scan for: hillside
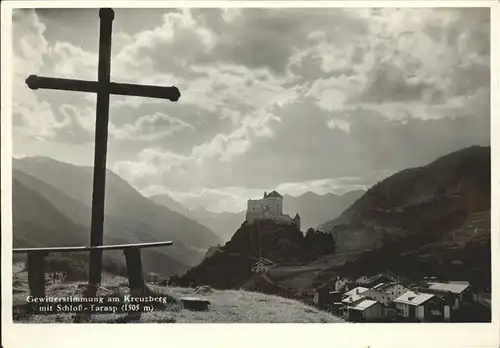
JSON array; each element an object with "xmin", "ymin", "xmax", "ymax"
[
  {"xmin": 311, "ymin": 146, "xmax": 491, "ymax": 289},
  {"xmin": 320, "ymin": 146, "xmax": 490, "ymax": 254},
  {"xmin": 149, "ymin": 193, "xmax": 191, "ymax": 216},
  {"xmin": 13, "ymin": 171, "xmax": 188, "ymax": 276},
  {"xmin": 176, "ymin": 220, "xmax": 335, "ymax": 290},
  {"xmin": 13, "ymin": 178, "xmax": 88, "ymax": 248},
  {"xmin": 283, "ymin": 190, "xmax": 365, "ymax": 230},
  {"xmin": 12, "ymin": 271, "xmax": 344, "ymax": 323},
  {"xmin": 13, "ymin": 157, "xmax": 224, "ymax": 268}
]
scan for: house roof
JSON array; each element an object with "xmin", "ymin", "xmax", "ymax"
[
  {"xmin": 373, "ymin": 282, "xmax": 407, "ymax": 293},
  {"xmin": 341, "ymin": 293, "xmax": 366, "ymax": 304},
  {"xmin": 267, "ymin": 190, "xmax": 283, "ymax": 198},
  {"xmin": 344, "ymin": 286, "xmax": 369, "ymax": 297},
  {"xmin": 394, "ymin": 291, "xmax": 435, "ymax": 306},
  {"xmin": 427, "ymin": 282, "xmax": 470, "ymax": 294},
  {"xmin": 349, "ymin": 299, "xmax": 379, "ymax": 311}
]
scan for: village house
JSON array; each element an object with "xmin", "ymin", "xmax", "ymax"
[
  {"xmin": 246, "ymin": 190, "xmax": 300, "ymax": 229},
  {"xmin": 341, "ymin": 287, "xmax": 369, "ymax": 319},
  {"xmin": 363, "ymin": 285, "xmax": 392, "ymax": 306},
  {"xmin": 341, "ymin": 294, "xmax": 362, "ymax": 319},
  {"xmin": 364, "ymin": 282, "xmax": 412, "ymax": 305},
  {"xmin": 343, "ymin": 286, "xmax": 369, "ymax": 298},
  {"xmin": 394, "ymin": 290, "xmax": 443, "ymax": 322},
  {"xmin": 424, "ymin": 281, "xmax": 474, "ymax": 310},
  {"xmin": 343, "ymin": 298, "xmax": 386, "ymax": 322},
  {"xmin": 341, "ymin": 293, "xmax": 367, "ymax": 308}
]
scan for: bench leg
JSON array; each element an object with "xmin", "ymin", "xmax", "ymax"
[
  {"xmin": 123, "ymin": 248, "xmax": 145, "ymax": 320},
  {"xmin": 27, "ymin": 251, "xmax": 47, "ymax": 298},
  {"xmin": 124, "ymin": 247, "xmax": 145, "ymax": 293}
]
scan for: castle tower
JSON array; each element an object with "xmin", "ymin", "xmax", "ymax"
[
  {"xmin": 293, "ymin": 213, "xmax": 301, "ymax": 230},
  {"xmin": 265, "ymin": 190, "xmax": 283, "ymax": 215}
]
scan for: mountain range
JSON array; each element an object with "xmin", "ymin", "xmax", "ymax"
[
  {"xmin": 12, "ymin": 157, "xmax": 224, "ymax": 276},
  {"xmin": 149, "ymin": 190, "xmax": 364, "ymax": 242}
]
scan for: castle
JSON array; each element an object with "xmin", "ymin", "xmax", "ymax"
[{"xmin": 245, "ymin": 190, "xmax": 301, "ymax": 229}]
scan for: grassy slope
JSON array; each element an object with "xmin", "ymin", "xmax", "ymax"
[{"xmin": 12, "ymin": 271, "xmax": 344, "ymax": 323}]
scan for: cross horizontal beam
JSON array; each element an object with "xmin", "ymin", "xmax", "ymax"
[
  {"xmin": 26, "ymin": 75, "xmax": 181, "ymax": 102},
  {"xmin": 13, "ymin": 241, "xmax": 173, "ymax": 253}
]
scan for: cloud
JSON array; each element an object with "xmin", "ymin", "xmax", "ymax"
[
  {"xmin": 12, "ymin": 10, "xmax": 98, "ymax": 144},
  {"xmin": 145, "ymin": 186, "xmax": 262, "ymax": 213},
  {"xmin": 112, "ymin": 9, "xmax": 216, "ymax": 82},
  {"xmin": 282, "ymin": 8, "xmax": 489, "ymax": 110},
  {"xmin": 12, "ymin": 10, "xmax": 58, "ymax": 140},
  {"xmin": 349, "ymin": 8, "xmax": 490, "ymax": 105},
  {"xmin": 52, "ymin": 105, "xmax": 95, "ymax": 144},
  {"xmin": 111, "ymin": 112, "xmax": 195, "ymax": 141},
  {"xmin": 12, "ymin": 9, "xmax": 48, "ymax": 75},
  {"xmin": 190, "ymin": 108, "xmax": 279, "ymax": 162},
  {"xmin": 192, "ymin": 8, "xmax": 370, "ymax": 74},
  {"xmin": 46, "ymin": 41, "xmax": 97, "ymax": 80}
]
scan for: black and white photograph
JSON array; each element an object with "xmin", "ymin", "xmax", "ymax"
[{"xmin": 1, "ymin": 1, "xmax": 497, "ymax": 337}]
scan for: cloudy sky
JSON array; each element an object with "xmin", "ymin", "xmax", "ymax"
[{"xmin": 11, "ymin": 7, "xmax": 490, "ymax": 213}]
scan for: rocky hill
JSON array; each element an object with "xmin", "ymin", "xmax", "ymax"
[{"xmin": 176, "ymin": 220, "xmax": 335, "ymax": 289}]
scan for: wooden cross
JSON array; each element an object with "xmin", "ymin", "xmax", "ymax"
[{"xmin": 25, "ymin": 8, "xmax": 181, "ymax": 291}]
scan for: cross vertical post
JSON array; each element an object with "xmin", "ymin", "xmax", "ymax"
[{"xmin": 88, "ymin": 8, "xmax": 114, "ymax": 289}]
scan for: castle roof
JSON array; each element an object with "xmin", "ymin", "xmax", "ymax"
[{"xmin": 267, "ymin": 190, "xmax": 282, "ymax": 198}]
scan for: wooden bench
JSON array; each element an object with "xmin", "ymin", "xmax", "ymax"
[{"xmin": 13, "ymin": 241, "xmax": 173, "ymax": 298}]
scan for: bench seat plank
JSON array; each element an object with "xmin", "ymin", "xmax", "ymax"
[{"xmin": 13, "ymin": 241, "xmax": 173, "ymax": 253}]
